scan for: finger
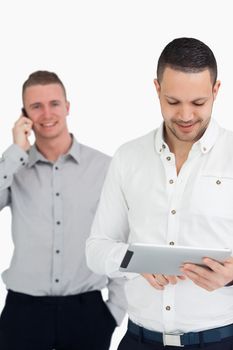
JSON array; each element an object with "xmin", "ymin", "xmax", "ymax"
[
  {"xmin": 182, "ymin": 263, "xmax": 212, "ymax": 279},
  {"xmin": 181, "ymin": 268, "xmax": 216, "ymax": 291},
  {"xmin": 181, "ymin": 260, "xmax": 233, "ymax": 291},
  {"xmin": 187, "ymin": 275, "xmax": 214, "ymax": 291},
  {"xmin": 15, "ymin": 116, "xmax": 29, "ymax": 125},
  {"xmin": 225, "ymin": 256, "xmax": 233, "ymax": 264},
  {"xmin": 181, "ymin": 265, "xmax": 221, "ymax": 290},
  {"xmin": 150, "ymin": 279, "xmax": 165, "ymax": 290},
  {"xmin": 142, "ymin": 274, "xmax": 165, "ymax": 290},
  {"xmin": 15, "ymin": 116, "xmax": 33, "ymax": 127},
  {"xmin": 203, "ymin": 258, "xmax": 225, "ymax": 273},
  {"xmin": 166, "ymin": 275, "xmax": 178, "ymax": 285},
  {"xmin": 23, "ymin": 119, "xmax": 33, "ymax": 128},
  {"xmin": 23, "ymin": 124, "xmax": 32, "ymax": 133},
  {"xmin": 155, "ymin": 274, "xmax": 170, "ymax": 286},
  {"xmin": 24, "ymin": 129, "xmax": 32, "ymax": 136},
  {"xmin": 205, "ymin": 258, "xmax": 233, "ymax": 285},
  {"xmin": 181, "ymin": 267, "xmax": 206, "ymax": 285},
  {"xmin": 177, "ymin": 275, "xmax": 186, "ymax": 280}
]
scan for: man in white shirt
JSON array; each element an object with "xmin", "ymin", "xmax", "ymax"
[{"xmin": 86, "ymin": 37, "xmax": 233, "ymax": 349}]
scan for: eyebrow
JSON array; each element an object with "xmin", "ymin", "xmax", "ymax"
[
  {"xmin": 165, "ymin": 95, "xmax": 209, "ymax": 103},
  {"xmin": 29, "ymin": 100, "xmax": 61, "ymax": 108},
  {"xmin": 29, "ymin": 102, "xmax": 41, "ymax": 108}
]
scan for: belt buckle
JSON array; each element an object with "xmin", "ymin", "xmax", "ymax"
[{"xmin": 163, "ymin": 333, "xmax": 184, "ymax": 347}]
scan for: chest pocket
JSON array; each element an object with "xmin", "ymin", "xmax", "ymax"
[{"xmin": 191, "ymin": 175, "xmax": 233, "ymax": 219}]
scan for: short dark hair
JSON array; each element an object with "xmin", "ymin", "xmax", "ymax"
[
  {"xmin": 22, "ymin": 70, "xmax": 67, "ymax": 100},
  {"xmin": 156, "ymin": 37, "xmax": 217, "ymax": 85}
]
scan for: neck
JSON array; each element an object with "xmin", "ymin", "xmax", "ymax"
[
  {"xmin": 164, "ymin": 126, "xmax": 193, "ymax": 159},
  {"xmin": 165, "ymin": 130, "xmax": 194, "ymax": 175},
  {"xmin": 167, "ymin": 138, "xmax": 193, "ymax": 159},
  {"xmin": 35, "ymin": 133, "xmax": 72, "ymax": 162}
]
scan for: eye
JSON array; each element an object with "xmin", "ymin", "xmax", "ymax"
[
  {"xmin": 32, "ymin": 104, "xmax": 40, "ymax": 109},
  {"xmin": 193, "ymin": 102, "xmax": 205, "ymax": 106},
  {"xmin": 51, "ymin": 101, "xmax": 60, "ymax": 106},
  {"xmin": 167, "ymin": 101, "xmax": 179, "ymax": 105}
]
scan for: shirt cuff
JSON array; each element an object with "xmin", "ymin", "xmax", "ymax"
[{"xmin": 2, "ymin": 144, "xmax": 29, "ymax": 171}]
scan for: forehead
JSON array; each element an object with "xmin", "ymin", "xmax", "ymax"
[
  {"xmin": 160, "ymin": 67, "xmax": 213, "ymax": 96},
  {"xmin": 24, "ymin": 83, "xmax": 65, "ymax": 103}
]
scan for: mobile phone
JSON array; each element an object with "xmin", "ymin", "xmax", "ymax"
[{"xmin": 21, "ymin": 107, "xmax": 29, "ymax": 118}]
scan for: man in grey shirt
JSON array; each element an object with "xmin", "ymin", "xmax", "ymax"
[{"xmin": 0, "ymin": 71, "xmax": 126, "ymax": 350}]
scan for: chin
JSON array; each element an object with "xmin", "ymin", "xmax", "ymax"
[{"xmin": 175, "ymin": 132, "xmax": 198, "ymax": 143}]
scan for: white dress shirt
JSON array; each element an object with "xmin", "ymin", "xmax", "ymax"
[{"xmin": 86, "ymin": 119, "xmax": 233, "ymax": 333}]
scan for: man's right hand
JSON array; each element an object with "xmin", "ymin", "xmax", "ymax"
[
  {"xmin": 13, "ymin": 116, "xmax": 33, "ymax": 151},
  {"xmin": 142, "ymin": 273, "xmax": 186, "ymax": 290}
]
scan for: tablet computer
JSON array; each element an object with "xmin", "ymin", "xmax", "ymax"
[{"xmin": 119, "ymin": 243, "xmax": 232, "ymax": 275}]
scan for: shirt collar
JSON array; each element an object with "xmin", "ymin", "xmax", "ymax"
[
  {"xmin": 154, "ymin": 122, "xmax": 166, "ymax": 154},
  {"xmin": 154, "ymin": 118, "xmax": 220, "ymax": 155},
  {"xmin": 28, "ymin": 134, "xmax": 81, "ymax": 167},
  {"xmin": 68, "ymin": 136, "xmax": 81, "ymax": 163},
  {"xmin": 197, "ymin": 118, "xmax": 220, "ymax": 154}
]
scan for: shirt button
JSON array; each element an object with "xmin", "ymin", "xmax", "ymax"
[
  {"xmin": 56, "ymin": 192, "xmax": 60, "ymax": 196},
  {"xmin": 169, "ymin": 179, "xmax": 174, "ymax": 184},
  {"xmin": 56, "ymin": 250, "xmax": 60, "ymax": 254},
  {"xmin": 56, "ymin": 221, "xmax": 61, "ymax": 225},
  {"xmin": 162, "ymin": 144, "xmax": 166, "ymax": 149},
  {"xmin": 166, "ymin": 156, "xmax": 171, "ymax": 161},
  {"xmin": 166, "ymin": 306, "xmax": 171, "ymax": 311},
  {"xmin": 55, "ymin": 166, "xmax": 59, "ymax": 170},
  {"xmin": 203, "ymin": 147, "xmax": 207, "ymax": 152},
  {"xmin": 3, "ymin": 175, "xmax": 7, "ymax": 179},
  {"xmin": 216, "ymin": 180, "xmax": 221, "ymax": 185},
  {"xmin": 55, "ymin": 279, "xmax": 59, "ymax": 283},
  {"xmin": 171, "ymin": 210, "xmax": 176, "ymax": 215},
  {"xmin": 20, "ymin": 157, "xmax": 24, "ymax": 162},
  {"xmin": 169, "ymin": 241, "xmax": 175, "ymax": 246}
]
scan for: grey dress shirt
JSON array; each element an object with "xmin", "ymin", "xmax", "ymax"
[{"xmin": 0, "ymin": 137, "xmax": 126, "ymax": 325}]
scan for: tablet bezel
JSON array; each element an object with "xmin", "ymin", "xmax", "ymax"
[{"xmin": 119, "ymin": 243, "xmax": 232, "ymax": 275}]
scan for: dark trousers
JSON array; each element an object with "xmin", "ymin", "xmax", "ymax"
[
  {"xmin": 0, "ymin": 290, "xmax": 116, "ymax": 350},
  {"xmin": 118, "ymin": 330, "xmax": 233, "ymax": 350}
]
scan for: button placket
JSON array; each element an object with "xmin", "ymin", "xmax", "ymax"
[
  {"xmin": 162, "ymin": 285, "xmax": 176, "ymax": 332},
  {"xmin": 162, "ymin": 152, "xmax": 179, "ymax": 247},
  {"xmin": 52, "ymin": 163, "xmax": 63, "ymax": 293},
  {"xmin": 161, "ymin": 149, "xmax": 203, "ymax": 332},
  {"xmin": 163, "ymin": 153, "xmax": 177, "ymax": 198},
  {"xmin": 166, "ymin": 152, "xmax": 202, "ymax": 249},
  {"xmin": 166, "ymin": 174, "xmax": 184, "ymax": 246}
]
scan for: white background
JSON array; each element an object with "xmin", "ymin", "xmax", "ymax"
[{"xmin": 0, "ymin": 1, "xmax": 233, "ymax": 349}]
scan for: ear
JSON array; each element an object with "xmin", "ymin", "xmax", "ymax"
[
  {"xmin": 154, "ymin": 79, "xmax": 161, "ymax": 97},
  {"xmin": 213, "ymin": 80, "xmax": 221, "ymax": 100},
  {"xmin": 66, "ymin": 101, "xmax": 70, "ymax": 115}
]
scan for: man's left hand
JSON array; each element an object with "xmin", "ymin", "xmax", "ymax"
[{"xmin": 181, "ymin": 257, "xmax": 233, "ymax": 291}]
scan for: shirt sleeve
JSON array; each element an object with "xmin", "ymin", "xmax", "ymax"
[
  {"xmin": 0, "ymin": 144, "xmax": 28, "ymax": 210},
  {"xmin": 86, "ymin": 149, "xmax": 130, "ymax": 278}
]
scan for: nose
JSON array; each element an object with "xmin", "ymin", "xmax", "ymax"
[
  {"xmin": 42, "ymin": 106, "xmax": 51, "ymax": 119},
  {"xmin": 177, "ymin": 105, "xmax": 194, "ymax": 122}
]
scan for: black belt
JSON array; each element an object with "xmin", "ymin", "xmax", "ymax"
[{"xmin": 128, "ymin": 319, "xmax": 233, "ymax": 347}]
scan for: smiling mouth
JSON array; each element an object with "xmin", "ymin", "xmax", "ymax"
[
  {"xmin": 40, "ymin": 122, "xmax": 57, "ymax": 128},
  {"xmin": 175, "ymin": 123, "xmax": 198, "ymax": 133},
  {"xmin": 178, "ymin": 124, "xmax": 195, "ymax": 128}
]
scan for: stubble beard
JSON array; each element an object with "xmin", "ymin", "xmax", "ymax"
[{"xmin": 166, "ymin": 117, "xmax": 211, "ymax": 143}]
